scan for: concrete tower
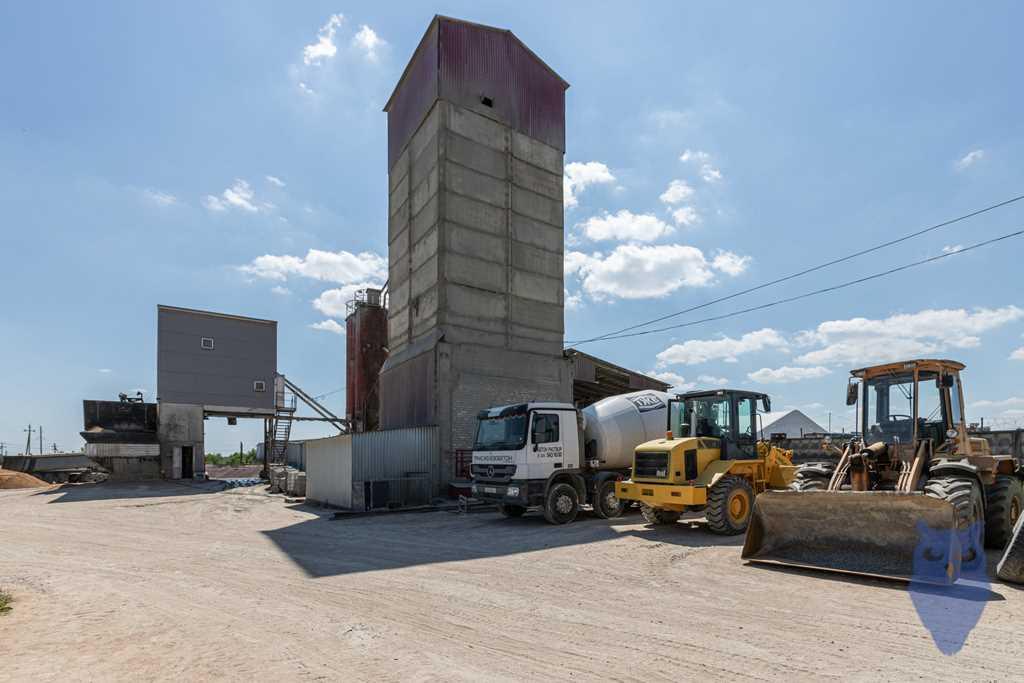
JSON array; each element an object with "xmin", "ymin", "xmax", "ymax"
[{"xmin": 379, "ymin": 16, "xmax": 572, "ymax": 482}]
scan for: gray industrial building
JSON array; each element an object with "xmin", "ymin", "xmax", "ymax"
[{"xmin": 379, "ymin": 16, "xmax": 573, "ymax": 485}]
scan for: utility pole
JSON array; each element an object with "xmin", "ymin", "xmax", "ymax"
[
  {"xmin": 24, "ymin": 424, "xmax": 34, "ymax": 456},
  {"xmin": 828, "ymin": 411, "xmax": 832, "ymax": 433},
  {"xmin": 38, "ymin": 426, "xmax": 43, "ymax": 455}
]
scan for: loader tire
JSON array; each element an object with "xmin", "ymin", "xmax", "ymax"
[
  {"xmin": 706, "ymin": 475, "xmax": 755, "ymax": 535},
  {"xmin": 997, "ymin": 510, "xmax": 1024, "ymax": 584},
  {"xmin": 924, "ymin": 475, "xmax": 985, "ymax": 562},
  {"xmin": 593, "ymin": 480, "xmax": 625, "ymax": 519},
  {"xmin": 497, "ymin": 503, "xmax": 526, "ymax": 518},
  {"xmin": 543, "ymin": 483, "xmax": 579, "ymax": 525},
  {"xmin": 985, "ymin": 476, "xmax": 1023, "ymax": 548},
  {"xmin": 789, "ymin": 462, "xmax": 835, "ymax": 492},
  {"xmin": 640, "ymin": 504, "xmax": 680, "ymax": 526}
]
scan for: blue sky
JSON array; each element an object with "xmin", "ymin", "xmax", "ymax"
[{"xmin": 2, "ymin": 2, "xmax": 1023, "ymax": 456}]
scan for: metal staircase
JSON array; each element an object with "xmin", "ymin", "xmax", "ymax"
[{"xmin": 266, "ymin": 375, "xmax": 347, "ymax": 466}]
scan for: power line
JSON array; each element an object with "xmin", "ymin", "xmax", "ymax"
[
  {"xmin": 566, "ymin": 192, "xmax": 1024, "ymax": 346},
  {"xmin": 570, "ymin": 228, "xmax": 1024, "ymax": 344},
  {"xmin": 314, "ymin": 386, "xmax": 345, "ymax": 400}
]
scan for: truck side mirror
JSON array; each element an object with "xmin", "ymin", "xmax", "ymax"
[
  {"xmin": 761, "ymin": 397, "xmax": 771, "ymax": 412},
  {"xmin": 941, "ymin": 375, "xmax": 955, "ymax": 388},
  {"xmin": 846, "ymin": 383, "xmax": 858, "ymax": 406}
]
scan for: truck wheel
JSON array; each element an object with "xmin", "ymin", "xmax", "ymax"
[
  {"xmin": 706, "ymin": 475, "xmax": 754, "ymax": 535},
  {"xmin": 497, "ymin": 503, "xmax": 526, "ymax": 518},
  {"xmin": 789, "ymin": 462, "xmax": 835, "ymax": 492},
  {"xmin": 543, "ymin": 483, "xmax": 579, "ymax": 525},
  {"xmin": 925, "ymin": 475, "xmax": 985, "ymax": 562},
  {"xmin": 593, "ymin": 480, "xmax": 625, "ymax": 519},
  {"xmin": 640, "ymin": 504, "xmax": 680, "ymax": 525},
  {"xmin": 985, "ymin": 475, "xmax": 1023, "ymax": 548}
]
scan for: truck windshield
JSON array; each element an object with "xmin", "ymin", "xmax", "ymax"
[
  {"xmin": 474, "ymin": 414, "xmax": 527, "ymax": 451},
  {"xmin": 864, "ymin": 370, "xmax": 946, "ymax": 445},
  {"xmin": 670, "ymin": 396, "xmax": 731, "ymax": 438}
]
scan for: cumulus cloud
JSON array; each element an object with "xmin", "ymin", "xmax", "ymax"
[
  {"xmin": 270, "ymin": 286, "xmax": 291, "ymax": 296},
  {"xmin": 1012, "ymin": 347, "xmax": 1024, "ymax": 361},
  {"xmin": 680, "ymin": 149, "xmax": 722, "ymax": 183},
  {"xmin": 352, "ymin": 24, "xmax": 385, "ymax": 62},
  {"xmin": 143, "ymin": 189, "xmax": 177, "ymax": 206},
  {"xmin": 671, "ymin": 206, "xmax": 700, "ymax": 227},
  {"xmin": 659, "ymin": 179, "xmax": 695, "ymax": 205},
  {"xmin": 239, "ymin": 248, "xmax": 386, "ymax": 284},
  {"xmin": 748, "ymin": 366, "xmax": 831, "ymax": 383},
  {"xmin": 312, "ymin": 282, "xmax": 383, "ymax": 317},
  {"xmin": 564, "ymin": 161, "xmax": 615, "ymax": 209},
  {"xmin": 793, "ymin": 306, "xmax": 1024, "ymax": 366},
  {"xmin": 578, "ymin": 210, "xmax": 673, "ymax": 242},
  {"xmin": 955, "ymin": 149, "xmax": 985, "ymax": 171},
  {"xmin": 203, "ymin": 179, "xmax": 269, "ymax": 213},
  {"xmin": 310, "ymin": 319, "xmax": 345, "ymax": 335},
  {"xmin": 971, "ymin": 397, "xmax": 1024, "ymax": 410},
  {"xmin": 564, "ymin": 289, "xmax": 583, "ymax": 310},
  {"xmin": 568, "ymin": 244, "xmax": 723, "ymax": 299},
  {"xmin": 647, "ymin": 370, "xmax": 696, "ymax": 392},
  {"xmin": 265, "ymin": 175, "xmax": 286, "ymax": 188},
  {"xmin": 298, "ymin": 81, "xmax": 316, "ymax": 96},
  {"xmin": 657, "ymin": 328, "xmax": 788, "ymax": 365},
  {"xmin": 303, "ymin": 14, "xmax": 344, "ymax": 65},
  {"xmin": 942, "ymin": 244, "xmax": 963, "ymax": 254},
  {"xmin": 711, "ymin": 250, "xmax": 751, "ymax": 276}
]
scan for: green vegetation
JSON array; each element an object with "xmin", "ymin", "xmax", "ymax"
[
  {"xmin": 0, "ymin": 589, "xmax": 12, "ymax": 615},
  {"xmin": 205, "ymin": 448, "xmax": 259, "ymax": 467}
]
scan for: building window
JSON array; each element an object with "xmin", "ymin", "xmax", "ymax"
[
  {"xmin": 253, "ymin": 380, "xmax": 267, "ymax": 393},
  {"xmin": 200, "ymin": 337, "xmax": 215, "ymax": 350}
]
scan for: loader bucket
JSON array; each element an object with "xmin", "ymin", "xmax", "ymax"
[{"xmin": 742, "ymin": 491, "xmax": 962, "ymax": 585}]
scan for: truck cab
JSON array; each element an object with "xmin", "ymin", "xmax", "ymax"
[{"xmin": 470, "ymin": 402, "xmax": 581, "ymax": 515}]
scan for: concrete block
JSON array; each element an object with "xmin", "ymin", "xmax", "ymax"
[
  {"xmin": 411, "ymin": 226, "xmax": 437, "ymax": 272},
  {"xmin": 446, "ymin": 223, "xmax": 506, "ymax": 265},
  {"xmin": 388, "ymin": 146, "xmax": 409, "ymax": 191},
  {"xmin": 409, "ymin": 101, "xmax": 442, "ymax": 162},
  {"xmin": 445, "ymin": 252, "xmax": 507, "ymax": 293},
  {"xmin": 390, "ymin": 279, "xmax": 410, "ymax": 312},
  {"xmin": 410, "ymin": 165, "xmax": 439, "ymax": 217},
  {"xmin": 389, "ymin": 226, "xmax": 409, "ymax": 268},
  {"xmin": 451, "ymin": 344, "xmax": 566, "ymax": 382},
  {"xmin": 510, "ymin": 296, "xmax": 563, "ymax": 333},
  {"xmin": 411, "ymin": 312, "xmax": 439, "ymax": 340},
  {"xmin": 446, "ymin": 161, "xmax": 507, "ymax": 208},
  {"xmin": 511, "ymin": 335, "xmax": 563, "ymax": 355},
  {"xmin": 510, "ymin": 324, "xmax": 563, "ymax": 342},
  {"xmin": 512, "ymin": 186, "xmax": 562, "ymax": 227},
  {"xmin": 389, "ymin": 174, "xmax": 409, "ymax": 217},
  {"xmin": 411, "ymin": 284, "xmax": 438, "ymax": 324},
  {"xmin": 513, "ymin": 157, "xmax": 561, "ymax": 201},
  {"xmin": 411, "ymin": 194, "xmax": 439, "ymax": 245},
  {"xmin": 443, "ymin": 324, "xmax": 508, "ymax": 348},
  {"xmin": 511, "ymin": 269, "xmax": 561, "ymax": 305},
  {"xmin": 512, "ymin": 130, "xmax": 563, "ymax": 176},
  {"xmin": 511, "ymin": 241, "xmax": 562, "ymax": 279},
  {"xmin": 411, "ymin": 255, "xmax": 438, "ymax": 299},
  {"xmin": 447, "ymin": 103, "xmax": 507, "ymax": 152},
  {"xmin": 389, "ymin": 306, "xmax": 409, "ymax": 342},
  {"xmin": 447, "ymin": 131, "xmax": 507, "ymax": 180},
  {"xmin": 511, "ymin": 213, "xmax": 563, "ymax": 253},
  {"xmin": 445, "ymin": 193, "xmax": 507, "ymax": 237},
  {"xmin": 445, "ymin": 282, "xmax": 507, "ymax": 320},
  {"xmin": 410, "ymin": 132, "xmax": 439, "ymax": 190},
  {"xmin": 388, "ymin": 198, "xmax": 409, "ymax": 242}
]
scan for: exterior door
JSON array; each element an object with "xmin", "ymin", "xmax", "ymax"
[
  {"xmin": 732, "ymin": 397, "xmax": 758, "ymax": 459},
  {"xmin": 528, "ymin": 411, "xmax": 565, "ymax": 479}
]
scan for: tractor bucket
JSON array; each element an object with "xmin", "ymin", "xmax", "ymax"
[{"xmin": 742, "ymin": 491, "xmax": 962, "ymax": 585}]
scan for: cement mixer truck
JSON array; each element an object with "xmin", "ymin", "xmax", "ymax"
[{"xmin": 470, "ymin": 390, "xmax": 671, "ymax": 524}]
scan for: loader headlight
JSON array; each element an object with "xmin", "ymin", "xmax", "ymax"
[
  {"xmin": 946, "ymin": 428, "xmax": 959, "ymax": 440},
  {"xmin": 506, "ymin": 486, "xmax": 520, "ymax": 498}
]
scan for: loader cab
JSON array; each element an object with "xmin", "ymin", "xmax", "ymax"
[
  {"xmin": 853, "ymin": 359, "xmax": 967, "ymax": 450},
  {"xmin": 668, "ymin": 390, "xmax": 771, "ymax": 460}
]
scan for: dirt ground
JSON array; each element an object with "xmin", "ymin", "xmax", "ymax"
[{"xmin": 3, "ymin": 482, "xmax": 1023, "ymax": 681}]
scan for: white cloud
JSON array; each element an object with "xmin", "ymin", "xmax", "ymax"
[
  {"xmin": 671, "ymin": 206, "xmax": 700, "ymax": 226},
  {"xmin": 143, "ymin": 189, "xmax": 177, "ymax": 206},
  {"xmin": 270, "ymin": 285, "xmax": 291, "ymax": 296},
  {"xmin": 98, "ymin": 368, "xmax": 112, "ymax": 374},
  {"xmin": 748, "ymin": 366, "xmax": 831, "ymax": 383},
  {"xmin": 303, "ymin": 14, "xmax": 344, "ymax": 65},
  {"xmin": 569, "ymin": 244, "xmax": 719, "ymax": 299},
  {"xmin": 657, "ymin": 328, "xmax": 788, "ymax": 365},
  {"xmin": 711, "ymin": 250, "xmax": 751, "ymax": 276},
  {"xmin": 203, "ymin": 179, "xmax": 267, "ymax": 213},
  {"xmin": 313, "ymin": 283, "xmax": 382, "ymax": 317},
  {"xmin": 352, "ymin": 25, "xmax": 385, "ymax": 62},
  {"xmin": 265, "ymin": 175, "xmax": 286, "ymax": 188},
  {"xmin": 1011, "ymin": 347, "xmax": 1024, "ymax": 361},
  {"xmin": 679, "ymin": 150, "xmax": 710, "ymax": 164},
  {"xmin": 239, "ymin": 249, "xmax": 386, "ymax": 284},
  {"xmin": 298, "ymin": 81, "xmax": 316, "ymax": 96},
  {"xmin": 794, "ymin": 306, "xmax": 1024, "ymax": 366},
  {"xmin": 564, "ymin": 289, "xmax": 582, "ymax": 310},
  {"xmin": 680, "ymin": 149, "xmax": 722, "ymax": 183},
  {"xmin": 578, "ymin": 209, "xmax": 673, "ymax": 242},
  {"xmin": 310, "ymin": 319, "xmax": 345, "ymax": 335},
  {"xmin": 659, "ymin": 179, "xmax": 695, "ymax": 205},
  {"xmin": 564, "ymin": 161, "xmax": 615, "ymax": 209},
  {"xmin": 564, "ymin": 250, "xmax": 594, "ymax": 277},
  {"xmin": 942, "ymin": 244, "xmax": 963, "ymax": 254},
  {"xmin": 955, "ymin": 149, "xmax": 984, "ymax": 171},
  {"xmin": 647, "ymin": 370, "xmax": 696, "ymax": 392},
  {"xmin": 971, "ymin": 397, "xmax": 1024, "ymax": 410},
  {"xmin": 697, "ymin": 375, "xmax": 729, "ymax": 385}
]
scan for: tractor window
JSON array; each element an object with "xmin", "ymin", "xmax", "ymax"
[
  {"xmin": 688, "ymin": 396, "xmax": 731, "ymax": 439},
  {"xmin": 864, "ymin": 373, "xmax": 915, "ymax": 445},
  {"xmin": 737, "ymin": 398, "xmax": 755, "ymax": 441},
  {"xmin": 918, "ymin": 372, "xmax": 944, "ymax": 426},
  {"xmin": 950, "ymin": 376, "xmax": 964, "ymax": 425}
]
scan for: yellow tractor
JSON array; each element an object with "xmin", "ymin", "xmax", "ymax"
[
  {"xmin": 743, "ymin": 359, "xmax": 1024, "ymax": 584},
  {"xmin": 616, "ymin": 389, "xmax": 795, "ymax": 534}
]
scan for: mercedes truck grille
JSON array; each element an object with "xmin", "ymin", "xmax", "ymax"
[{"xmin": 471, "ymin": 463, "xmax": 517, "ymax": 481}]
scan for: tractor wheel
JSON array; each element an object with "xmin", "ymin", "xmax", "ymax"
[
  {"xmin": 543, "ymin": 483, "xmax": 579, "ymax": 525},
  {"xmin": 985, "ymin": 475, "xmax": 1023, "ymax": 548},
  {"xmin": 789, "ymin": 462, "xmax": 835, "ymax": 492},
  {"xmin": 593, "ymin": 480, "xmax": 625, "ymax": 519},
  {"xmin": 640, "ymin": 504, "xmax": 680, "ymax": 525},
  {"xmin": 706, "ymin": 475, "xmax": 755, "ymax": 535},
  {"xmin": 924, "ymin": 475, "xmax": 985, "ymax": 562},
  {"xmin": 497, "ymin": 503, "xmax": 526, "ymax": 518}
]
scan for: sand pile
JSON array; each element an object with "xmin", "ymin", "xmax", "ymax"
[{"xmin": 0, "ymin": 470, "xmax": 50, "ymax": 489}]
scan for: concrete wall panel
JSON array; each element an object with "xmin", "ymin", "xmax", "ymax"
[
  {"xmin": 511, "ymin": 241, "xmax": 562, "ymax": 279},
  {"xmin": 512, "ymin": 186, "xmax": 562, "ymax": 227},
  {"xmin": 512, "ymin": 130, "xmax": 563, "ymax": 176},
  {"xmin": 512, "ymin": 157, "xmax": 561, "ymax": 200},
  {"xmin": 445, "ymin": 193, "xmax": 506, "ymax": 237},
  {"xmin": 446, "ymin": 161, "xmax": 508, "ymax": 208},
  {"xmin": 446, "ymin": 131, "xmax": 508, "ymax": 180},
  {"xmin": 446, "ymin": 223, "xmax": 506, "ymax": 265},
  {"xmin": 447, "ymin": 102, "xmax": 507, "ymax": 152},
  {"xmin": 511, "ymin": 213, "xmax": 563, "ymax": 253},
  {"xmin": 445, "ymin": 252, "xmax": 507, "ymax": 292},
  {"xmin": 410, "ymin": 254, "xmax": 438, "ymax": 298},
  {"xmin": 445, "ymin": 283, "xmax": 507, "ymax": 320},
  {"xmin": 511, "ymin": 269, "xmax": 561, "ymax": 305}
]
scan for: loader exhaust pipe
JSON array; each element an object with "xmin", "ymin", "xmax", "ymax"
[{"xmin": 742, "ymin": 491, "xmax": 962, "ymax": 585}]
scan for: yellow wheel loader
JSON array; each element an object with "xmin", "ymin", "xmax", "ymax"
[
  {"xmin": 616, "ymin": 390, "xmax": 795, "ymax": 535},
  {"xmin": 742, "ymin": 359, "xmax": 1024, "ymax": 585}
]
